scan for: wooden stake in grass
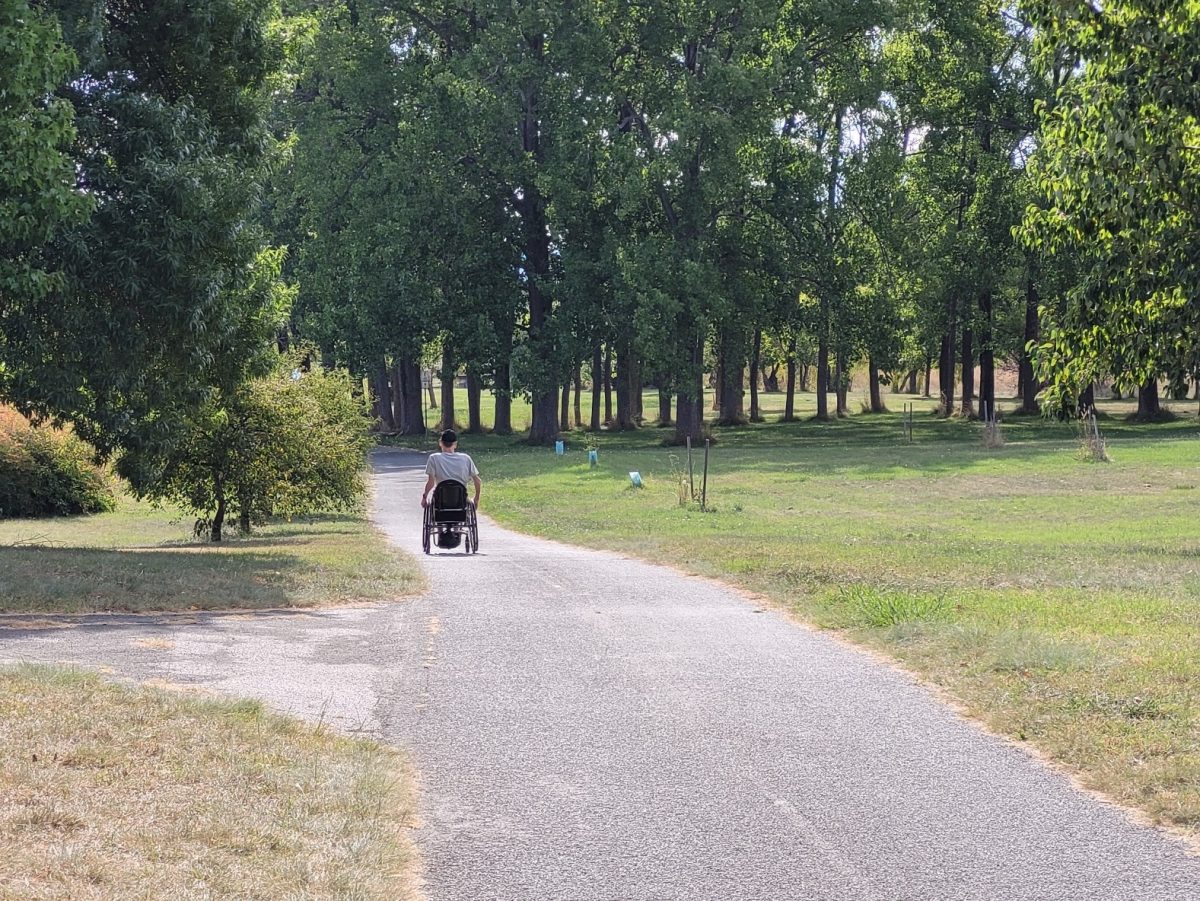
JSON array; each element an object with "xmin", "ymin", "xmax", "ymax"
[
  {"xmin": 981, "ymin": 401, "xmax": 1004, "ymax": 449},
  {"xmin": 1076, "ymin": 410, "xmax": 1110, "ymax": 462}
]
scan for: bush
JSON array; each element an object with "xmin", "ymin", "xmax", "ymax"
[
  {"xmin": 143, "ymin": 362, "xmax": 373, "ymax": 541},
  {"xmin": 0, "ymin": 408, "xmax": 115, "ymax": 517}
]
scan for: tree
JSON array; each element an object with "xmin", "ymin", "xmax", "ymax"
[
  {"xmin": 1020, "ymin": 0, "xmax": 1200, "ymax": 416},
  {"xmin": 0, "ymin": 0, "xmax": 87, "ymax": 316},
  {"xmin": 887, "ymin": 0, "xmax": 1037, "ymax": 417},
  {"xmin": 2, "ymin": 0, "xmax": 282, "ymax": 468},
  {"xmin": 148, "ymin": 358, "xmax": 371, "ymax": 542}
]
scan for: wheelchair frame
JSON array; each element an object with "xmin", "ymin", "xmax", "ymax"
[{"xmin": 422, "ymin": 478, "xmax": 479, "ymax": 555}]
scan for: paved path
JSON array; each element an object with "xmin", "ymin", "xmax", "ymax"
[{"xmin": 3, "ymin": 448, "xmax": 1199, "ymax": 900}]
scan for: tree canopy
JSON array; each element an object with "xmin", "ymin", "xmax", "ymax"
[{"xmin": 2, "ymin": 0, "xmax": 1196, "ymax": 479}]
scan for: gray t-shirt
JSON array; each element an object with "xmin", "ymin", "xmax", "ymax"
[{"xmin": 425, "ymin": 451, "xmax": 479, "ymax": 486}]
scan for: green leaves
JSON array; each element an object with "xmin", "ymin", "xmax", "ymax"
[
  {"xmin": 1020, "ymin": 0, "xmax": 1200, "ymax": 405},
  {"xmin": 0, "ymin": 0, "xmax": 88, "ymax": 305},
  {"xmin": 2, "ymin": 0, "xmax": 284, "ymax": 468},
  {"xmin": 142, "ymin": 358, "xmax": 372, "ymax": 539}
]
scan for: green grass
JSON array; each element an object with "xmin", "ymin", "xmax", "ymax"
[
  {"xmin": 0, "ymin": 495, "xmax": 425, "ymax": 614},
  {"xmin": 449, "ymin": 391, "xmax": 1200, "ymax": 841}
]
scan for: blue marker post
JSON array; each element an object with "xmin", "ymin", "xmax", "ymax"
[
  {"xmin": 588, "ymin": 449, "xmax": 599, "ymax": 468},
  {"xmin": 555, "ymin": 439, "xmax": 565, "ymax": 456},
  {"xmin": 628, "ymin": 471, "xmax": 642, "ymax": 488}
]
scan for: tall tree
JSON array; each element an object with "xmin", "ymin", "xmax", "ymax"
[
  {"xmin": 3, "ymin": 0, "xmax": 281, "ymax": 469},
  {"xmin": 0, "ymin": 0, "xmax": 87, "ymax": 319},
  {"xmin": 1020, "ymin": 0, "xmax": 1200, "ymax": 414}
]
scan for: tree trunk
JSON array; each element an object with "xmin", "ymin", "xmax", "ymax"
[
  {"xmin": 560, "ymin": 379, "xmax": 571, "ymax": 432},
  {"xmin": 236, "ymin": 472, "xmax": 251, "ymax": 535},
  {"xmin": 835, "ymin": 352, "xmax": 849, "ymax": 417},
  {"xmin": 466, "ymin": 370, "xmax": 483, "ymax": 434},
  {"xmin": 1017, "ymin": 273, "xmax": 1040, "ymax": 415},
  {"xmin": 390, "ymin": 361, "xmax": 405, "ymax": 431},
  {"xmin": 673, "ymin": 335, "xmax": 705, "ymax": 444},
  {"xmin": 799, "ymin": 362, "xmax": 810, "ymax": 393},
  {"xmin": 783, "ymin": 353, "xmax": 797, "ymax": 422},
  {"xmin": 749, "ymin": 329, "xmax": 763, "ymax": 421},
  {"xmin": 573, "ymin": 365, "xmax": 582, "ymax": 428},
  {"xmin": 978, "ymin": 289, "xmax": 995, "ymax": 420},
  {"xmin": 516, "ymin": 32, "xmax": 559, "ymax": 445},
  {"xmin": 590, "ymin": 343, "xmax": 602, "ymax": 431},
  {"xmin": 426, "ymin": 370, "xmax": 437, "ymax": 409},
  {"xmin": 1078, "ymin": 383, "xmax": 1096, "ymax": 415},
  {"xmin": 939, "ymin": 297, "xmax": 957, "ymax": 415},
  {"xmin": 658, "ymin": 388, "xmax": 673, "ymax": 427},
  {"xmin": 397, "ymin": 356, "xmax": 424, "ymax": 436},
  {"xmin": 924, "ymin": 357, "xmax": 932, "ymax": 397},
  {"xmin": 1137, "ymin": 379, "xmax": 1161, "ymax": 420},
  {"xmin": 603, "ymin": 346, "xmax": 613, "ymax": 424},
  {"xmin": 615, "ymin": 341, "xmax": 634, "ymax": 429},
  {"xmin": 960, "ymin": 326, "xmax": 975, "ymax": 417},
  {"xmin": 763, "ymin": 363, "xmax": 780, "ymax": 393},
  {"xmin": 491, "ymin": 347, "xmax": 510, "ymax": 434},
  {"xmin": 717, "ymin": 332, "xmax": 746, "ymax": 425},
  {"xmin": 816, "ymin": 326, "xmax": 830, "ymax": 419},
  {"xmin": 868, "ymin": 357, "xmax": 884, "ymax": 413},
  {"xmin": 632, "ymin": 352, "xmax": 644, "ymax": 424},
  {"xmin": 371, "ymin": 361, "xmax": 394, "ymax": 431},
  {"xmin": 211, "ymin": 487, "xmax": 226, "ymax": 543},
  {"xmin": 439, "ymin": 347, "xmax": 456, "ymax": 430}
]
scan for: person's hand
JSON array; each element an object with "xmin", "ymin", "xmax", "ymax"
[
  {"xmin": 471, "ymin": 498, "xmax": 480, "ymax": 511},
  {"xmin": 420, "ymin": 495, "xmax": 428, "ymax": 508}
]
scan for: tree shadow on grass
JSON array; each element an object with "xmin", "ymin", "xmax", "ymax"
[{"xmin": 0, "ymin": 545, "xmax": 316, "ymax": 617}]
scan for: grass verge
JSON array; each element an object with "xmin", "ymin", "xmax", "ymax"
[
  {"xmin": 0, "ymin": 497, "xmax": 424, "ymax": 614},
  {"xmin": 457, "ymin": 399, "xmax": 1200, "ymax": 842},
  {"xmin": 0, "ymin": 664, "xmax": 417, "ymax": 900}
]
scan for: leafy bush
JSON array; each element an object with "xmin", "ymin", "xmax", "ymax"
[
  {"xmin": 0, "ymin": 407, "xmax": 115, "ymax": 517},
  {"xmin": 143, "ymin": 362, "xmax": 373, "ymax": 541}
]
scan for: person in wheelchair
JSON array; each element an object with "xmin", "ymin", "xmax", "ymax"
[{"xmin": 420, "ymin": 429, "xmax": 482, "ymax": 552}]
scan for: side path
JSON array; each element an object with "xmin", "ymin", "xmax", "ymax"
[{"xmin": 1, "ymin": 448, "xmax": 1197, "ymax": 900}]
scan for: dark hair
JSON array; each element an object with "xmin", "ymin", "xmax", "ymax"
[{"xmin": 440, "ymin": 429, "xmax": 458, "ymax": 446}]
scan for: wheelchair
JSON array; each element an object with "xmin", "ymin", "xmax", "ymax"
[{"xmin": 422, "ymin": 479, "xmax": 479, "ymax": 554}]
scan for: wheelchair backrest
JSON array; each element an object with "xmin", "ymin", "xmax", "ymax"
[{"xmin": 433, "ymin": 479, "xmax": 469, "ymax": 523}]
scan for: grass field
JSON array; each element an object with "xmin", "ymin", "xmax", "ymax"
[
  {"xmin": 0, "ymin": 665, "xmax": 416, "ymax": 900},
  {"xmin": 0, "ymin": 496, "xmax": 425, "ymax": 897},
  {"xmin": 0, "ymin": 497, "xmax": 425, "ymax": 615},
  {"xmin": 443, "ymin": 387, "xmax": 1200, "ymax": 841}
]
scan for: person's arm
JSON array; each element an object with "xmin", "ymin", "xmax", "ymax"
[
  {"xmin": 420, "ymin": 473, "xmax": 436, "ymax": 507},
  {"xmin": 471, "ymin": 474, "xmax": 482, "ymax": 510}
]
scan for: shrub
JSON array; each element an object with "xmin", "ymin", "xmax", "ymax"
[
  {"xmin": 0, "ymin": 408, "xmax": 115, "ymax": 517},
  {"xmin": 143, "ymin": 362, "xmax": 373, "ymax": 541}
]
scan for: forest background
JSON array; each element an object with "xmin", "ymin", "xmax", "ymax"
[{"xmin": 1, "ymin": 0, "xmax": 1197, "ymax": 480}]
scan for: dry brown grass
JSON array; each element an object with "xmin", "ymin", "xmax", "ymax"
[{"xmin": 0, "ymin": 665, "xmax": 418, "ymax": 900}]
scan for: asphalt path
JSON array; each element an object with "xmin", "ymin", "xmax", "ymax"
[{"xmin": 3, "ymin": 447, "xmax": 1199, "ymax": 900}]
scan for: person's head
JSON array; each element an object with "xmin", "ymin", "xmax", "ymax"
[{"xmin": 439, "ymin": 428, "xmax": 458, "ymax": 451}]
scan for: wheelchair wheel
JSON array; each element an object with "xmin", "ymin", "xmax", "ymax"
[{"xmin": 422, "ymin": 506, "xmax": 431, "ymax": 555}]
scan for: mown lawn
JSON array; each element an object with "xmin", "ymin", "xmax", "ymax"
[
  {"xmin": 0, "ymin": 665, "xmax": 417, "ymax": 900},
  {"xmin": 0, "ymin": 496, "xmax": 425, "ymax": 615},
  {"xmin": 457, "ymin": 391, "xmax": 1200, "ymax": 841}
]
